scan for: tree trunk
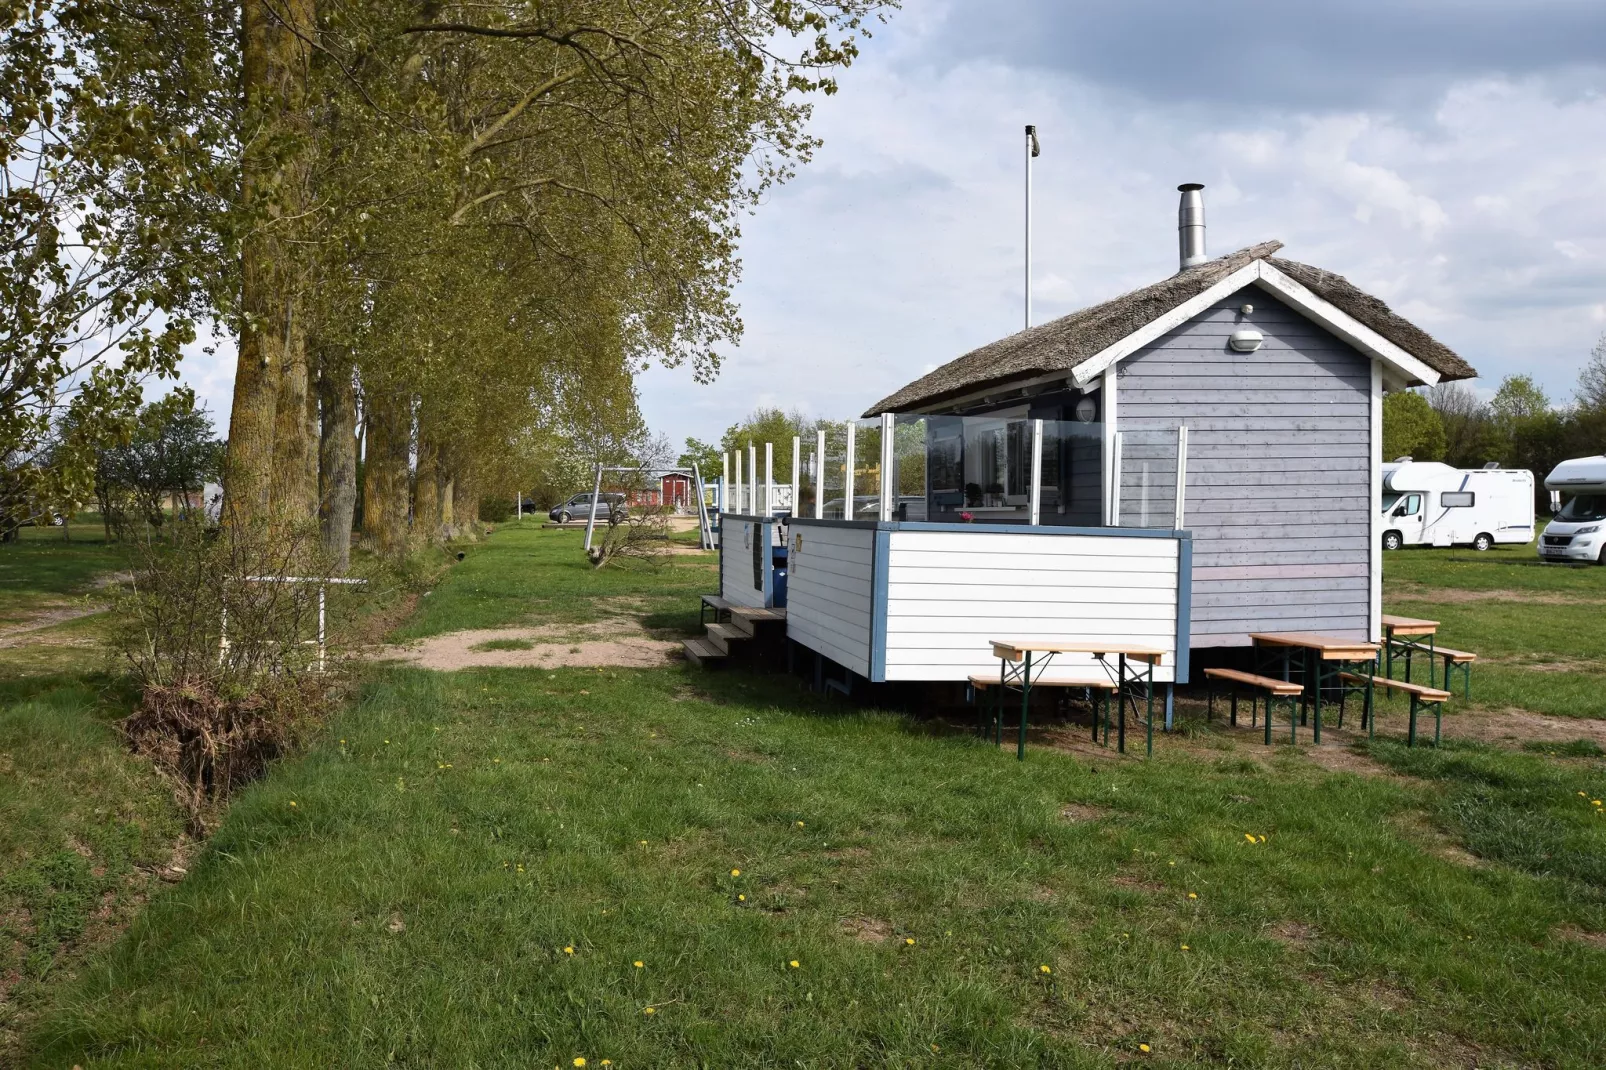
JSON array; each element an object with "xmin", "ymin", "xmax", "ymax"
[
  {"xmin": 361, "ymin": 388, "xmax": 411, "ymax": 556},
  {"xmin": 451, "ymin": 459, "xmax": 480, "ymax": 541},
  {"xmin": 224, "ymin": 0, "xmax": 316, "ymax": 524},
  {"xmin": 318, "ymin": 352, "xmax": 357, "ymax": 572},
  {"xmin": 272, "ymin": 320, "xmax": 318, "ymax": 518},
  {"xmin": 414, "ymin": 432, "xmax": 440, "ymax": 543}
]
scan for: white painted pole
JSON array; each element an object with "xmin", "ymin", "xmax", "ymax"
[
  {"xmin": 1025, "ymin": 124, "xmax": 1036, "ymax": 331},
  {"xmin": 1174, "ymin": 425, "xmax": 1189, "ymax": 530},
  {"xmin": 844, "ymin": 422, "xmax": 856, "ymax": 519},
  {"xmin": 790, "ymin": 436, "xmax": 801, "ymax": 518},
  {"xmin": 1029, "ymin": 418, "xmax": 1044, "ymax": 526},
  {"xmin": 748, "ymin": 444, "xmax": 757, "ymax": 517},
  {"xmin": 1109, "ymin": 432, "xmax": 1124, "ymax": 527},
  {"xmin": 879, "ymin": 413, "xmax": 895, "ymax": 522},
  {"xmin": 764, "ymin": 442, "xmax": 774, "ymax": 516},
  {"xmin": 583, "ymin": 461, "xmax": 603, "ymax": 550},
  {"xmin": 814, "ymin": 429, "xmax": 826, "ymax": 519},
  {"xmin": 721, "ymin": 453, "xmax": 729, "ymax": 513},
  {"xmin": 733, "ymin": 450, "xmax": 742, "ymax": 513}
]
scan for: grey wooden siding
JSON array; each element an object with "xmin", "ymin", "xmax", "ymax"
[
  {"xmin": 1117, "ymin": 287, "xmax": 1372, "ymax": 646},
  {"xmin": 785, "ymin": 522, "xmax": 874, "ymax": 677}
]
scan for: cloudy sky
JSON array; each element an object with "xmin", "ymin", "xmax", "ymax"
[{"xmin": 185, "ymin": 0, "xmax": 1606, "ymax": 447}]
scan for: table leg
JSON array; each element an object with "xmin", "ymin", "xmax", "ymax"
[
  {"xmin": 1017, "ymin": 651, "xmax": 1032, "ymax": 761},
  {"xmin": 1117, "ymin": 653, "xmax": 1127, "ymax": 755},
  {"xmin": 1429, "ymin": 633, "xmax": 1437, "ymax": 688},
  {"xmin": 1366, "ymin": 670, "xmax": 1374, "ymax": 741},
  {"xmin": 1312, "ymin": 652, "xmax": 1323, "ymax": 744},
  {"xmin": 1145, "ymin": 661, "xmax": 1154, "ymax": 758},
  {"xmin": 1408, "ymin": 693, "xmax": 1419, "ymax": 748},
  {"xmin": 1230, "ymin": 690, "xmax": 1237, "ymax": 728}
]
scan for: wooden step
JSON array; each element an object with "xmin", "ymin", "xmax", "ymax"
[
  {"xmin": 705, "ymin": 622, "xmax": 746, "ymax": 655},
  {"xmin": 729, "ymin": 606, "xmax": 787, "ymax": 637},
  {"xmin": 682, "ymin": 638, "xmax": 725, "ymax": 668}
]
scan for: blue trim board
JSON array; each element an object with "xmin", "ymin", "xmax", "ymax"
[
  {"xmin": 787, "ymin": 516, "xmax": 1188, "ymax": 540},
  {"xmin": 869, "ymin": 529, "xmax": 891, "ymax": 682},
  {"xmin": 1174, "ymin": 534, "xmax": 1192, "ymax": 684}
]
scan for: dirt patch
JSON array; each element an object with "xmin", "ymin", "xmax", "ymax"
[
  {"xmin": 1110, "ymin": 872, "xmax": 1164, "ymax": 893},
  {"xmin": 0, "ymin": 601, "xmax": 106, "ymax": 647},
  {"xmin": 1392, "ymin": 811, "xmax": 1482, "ymax": 868},
  {"xmin": 840, "ymin": 916, "xmax": 892, "ymax": 943},
  {"xmin": 1303, "ymin": 745, "xmax": 1406, "ymax": 780},
  {"xmin": 1489, "ymin": 656, "xmax": 1601, "ymax": 673},
  {"xmin": 1266, "ymin": 920, "xmax": 1318, "ymax": 948},
  {"xmin": 1554, "ymin": 924, "xmax": 1606, "ymax": 950},
  {"xmin": 1392, "ymin": 585, "xmax": 1604, "ymax": 605},
  {"xmin": 1059, "ymin": 803, "xmax": 1111, "ymax": 823},
  {"xmin": 371, "ymin": 617, "xmax": 680, "ymax": 671},
  {"xmin": 1449, "ymin": 708, "xmax": 1606, "ymax": 747}
]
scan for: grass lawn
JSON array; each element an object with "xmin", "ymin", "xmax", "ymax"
[
  {"xmin": 0, "ymin": 524, "xmax": 182, "ymax": 1059},
  {"xmin": 13, "ymin": 526, "xmax": 1606, "ymax": 1068},
  {"xmin": 1381, "ymin": 542, "xmax": 1606, "ymax": 719}
]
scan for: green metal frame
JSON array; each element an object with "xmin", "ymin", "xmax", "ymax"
[{"xmin": 981, "ymin": 650, "xmax": 1156, "ymax": 760}]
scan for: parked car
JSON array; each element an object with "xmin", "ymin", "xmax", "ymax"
[{"xmin": 550, "ymin": 492, "xmax": 627, "ymax": 523}]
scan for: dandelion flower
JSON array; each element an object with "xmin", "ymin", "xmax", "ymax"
[
  {"xmin": 573, "ymin": 1060, "xmax": 586, "ymax": 1067},
  {"xmin": 634, "ymin": 960, "xmax": 644, "ymax": 968},
  {"xmin": 1168, "ymin": 861, "xmax": 1176, "ymax": 866},
  {"xmin": 1187, "ymin": 892, "xmax": 1198, "ymax": 900},
  {"xmin": 731, "ymin": 868, "xmax": 741, "ymax": 877},
  {"xmin": 639, "ymin": 839, "xmax": 648, "ymax": 845},
  {"xmin": 796, "ymin": 821, "xmax": 805, "ymax": 828},
  {"xmin": 905, "ymin": 938, "xmax": 916, "ymax": 946},
  {"xmin": 1139, "ymin": 1043, "xmax": 1151, "ymax": 1053},
  {"xmin": 289, "ymin": 801, "xmax": 298, "ymax": 807},
  {"xmin": 1257, "ymin": 835, "xmax": 1267, "ymax": 842},
  {"xmin": 1038, "ymin": 964, "xmax": 1052, "ymax": 974},
  {"xmin": 1595, "ymin": 800, "xmax": 1602, "ymax": 807},
  {"xmin": 789, "ymin": 959, "xmax": 800, "ymax": 968},
  {"xmin": 644, "ymin": 1006, "xmax": 656, "ymax": 1015},
  {"xmin": 601, "ymin": 1062, "xmax": 611, "ymax": 1067},
  {"xmin": 1180, "ymin": 944, "xmax": 1190, "ymax": 950},
  {"xmin": 738, "ymin": 894, "xmax": 746, "ymax": 902},
  {"xmin": 564, "ymin": 946, "xmax": 575, "ymax": 955},
  {"xmin": 1244, "ymin": 833, "xmax": 1256, "ymax": 843}
]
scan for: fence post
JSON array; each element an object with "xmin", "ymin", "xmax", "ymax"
[
  {"xmin": 844, "ymin": 421, "xmax": 856, "ymax": 519},
  {"xmin": 1029, "ymin": 418, "xmax": 1044, "ymax": 526},
  {"xmin": 879, "ymin": 413, "xmax": 895, "ymax": 522},
  {"xmin": 815, "ymin": 428, "xmax": 826, "ymax": 519}
]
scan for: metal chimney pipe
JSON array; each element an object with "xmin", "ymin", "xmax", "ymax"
[{"xmin": 1177, "ymin": 183, "xmax": 1206, "ymax": 270}]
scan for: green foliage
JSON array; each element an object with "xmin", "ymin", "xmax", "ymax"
[
  {"xmin": 1381, "ymin": 390, "xmax": 1446, "ymax": 462},
  {"xmin": 677, "ymin": 437, "xmax": 723, "ymax": 479},
  {"xmin": 89, "ymin": 391, "xmax": 222, "ymax": 535}
]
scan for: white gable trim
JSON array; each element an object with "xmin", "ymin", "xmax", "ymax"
[
  {"xmin": 1070, "ymin": 259, "xmax": 1443, "ymax": 388},
  {"xmin": 1069, "ymin": 262, "xmax": 1261, "ymax": 387}
]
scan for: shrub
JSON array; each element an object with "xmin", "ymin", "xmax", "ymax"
[{"xmin": 112, "ymin": 510, "xmax": 348, "ymax": 830}]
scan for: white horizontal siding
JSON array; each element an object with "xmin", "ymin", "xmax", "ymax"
[
  {"xmin": 881, "ymin": 529, "xmax": 1181, "ymax": 683},
  {"xmin": 786, "ymin": 523, "xmax": 873, "ymax": 677},
  {"xmin": 720, "ymin": 520, "xmax": 767, "ymax": 609}
]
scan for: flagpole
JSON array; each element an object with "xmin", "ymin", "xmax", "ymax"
[{"xmin": 1024, "ymin": 124, "xmax": 1038, "ymax": 331}]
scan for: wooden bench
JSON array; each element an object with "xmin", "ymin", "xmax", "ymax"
[
  {"xmin": 1430, "ymin": 647, "xmax": 1476, "ymax": 700},
  {"xmin": 967, "ymin": 673, "xmax": 1120, "ymax": 747},
  {"xmin": 1203, "ymin": 668, "xmax": 1304, "ymax": 745},
  {"xmin": 1341, "ymin": 673, "xmax": 1451, "ymax": 747},
  {"xmin": 700, "ymin": 594, "xmax": 731, "ymax": 626}
]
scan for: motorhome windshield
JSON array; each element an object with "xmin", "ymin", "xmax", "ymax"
[
  {"xmin": 1557, "ymin": 494, "xmax": 1606, "ymax": 522},
  {"xmin": 1381, "ymin": 492, "xmax": 1402, "ymax": 512}
]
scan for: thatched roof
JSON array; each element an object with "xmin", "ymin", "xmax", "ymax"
[{"xmin": 863, "ymin": 242, "xmax": 1476, "ymax": 416}]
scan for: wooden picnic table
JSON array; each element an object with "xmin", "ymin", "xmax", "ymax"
[
  {"xmin": 988, "ymin": 640, "xmax": 1167, "ymax": 759},
  {"xmin": 1381, "ymin": 613, "xmax": 1440, "ymax": 684},
  {"xmin": 1249, "ymin": 632, "xmax": 1381, "ymax": 744}
]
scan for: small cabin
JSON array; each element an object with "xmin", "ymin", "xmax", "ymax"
[{"xmin": 722, "ymin": 186, "xmax": 1477, "ymax": 688}]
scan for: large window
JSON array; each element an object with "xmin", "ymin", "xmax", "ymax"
[{"xmin": 1441, "ymin": 491, "xmax": 1474, "ymax": 508}]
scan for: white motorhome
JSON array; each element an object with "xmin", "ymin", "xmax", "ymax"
[
  {"xmin": 1539, "ymin": 456, "xmax": 1606, "ymax": 564},
  {"xmin": 1380, "ymin": 461, "xmax": 1534, "ymax": 551}
]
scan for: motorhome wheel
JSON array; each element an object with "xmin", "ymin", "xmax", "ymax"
[
  {"xmin": 1383, "ymin": 531, "xmax": 1403, "ymax": 551},
  {"xmin": 1472, "ymin": 533, "xmax": 1493, "ymax": 551}
]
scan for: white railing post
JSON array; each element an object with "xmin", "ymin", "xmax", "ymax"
[
  {"xmin": 1174, "ymin": 425, "xmax": 1189, "ymax": 530},
  {"xmin": 844, "ymin": 421, "xmax": 856, "ymax": 519},
  {"xmin": 765, "ymin": 442, "xmax": 774, "ymax": 516},
  {"xmin": 1109, "ymin": 431, "xmax": 1124, "ymax": 527},
  {"xmin": 721, "ymin": 452, "xmax": 730, "ymax": 513},
  {"xmin": 879, "ymin": 413, "xmax": 895, "ymax": 521},
  {"xmin": 790, "ymin": 435, "xmax": 801, "ymax": 518},
  {"xmin": 733, "ymin": 450, "xmax": 743, "ymax": 513},
  {"xmin": 748, "ymin": 444, "xmax": 757, "ymax": 517},
  {"xmin": 318, "ymin": 585, "xmax": 327, "ymax": 672},
  {"xmin": 814, "ymin": 428, "xmax": 826, "ymax": 519},
  {"xmin": 1029, "ymin": 418, "xmax": 1044, "ymax": 526}
]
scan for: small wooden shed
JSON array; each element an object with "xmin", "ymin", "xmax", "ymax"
[{"xmin": 774, "ymin": 187, "xmax": 1477, "ymax": 685}]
